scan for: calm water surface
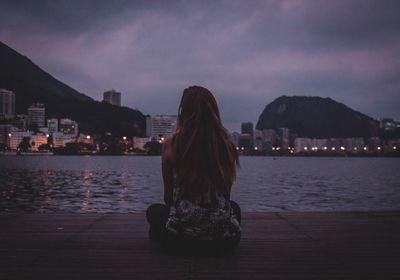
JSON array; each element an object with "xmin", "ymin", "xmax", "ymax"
[{"xmin": 0, "ymin": 156, "xmax": 399, "ymax": 212}]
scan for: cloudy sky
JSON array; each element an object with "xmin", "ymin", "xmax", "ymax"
[{"xmin": 1, "ymin": 0, "xmax": 399, "ymax": 131}]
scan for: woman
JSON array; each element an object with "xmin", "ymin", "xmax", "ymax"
[{"xmin": 146, "ymin": 86, "xmax": 241, "ymax": 253}]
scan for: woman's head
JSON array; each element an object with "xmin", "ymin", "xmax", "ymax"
[{"xmin": 172, "ymin": 86, "xmax": 239, "ymax": 198}]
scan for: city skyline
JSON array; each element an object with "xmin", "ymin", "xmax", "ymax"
[{"xmin": 1, "ymin": 0, "xmax": 400, "ymax": 131}]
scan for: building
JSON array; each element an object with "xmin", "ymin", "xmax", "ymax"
[
  {"xmin": 9, "ymin": 130, "xmax": 33, "ymax": 150},
  {"xmin": 367, "ymin": 137, "xmax": 381, "ymax": 152},
  {"xmin": 294, "ymin": 138, "xmax": 312, "ymax": 153},
  {"xmin": 77, "ymin": 134, "xmax": 94, "ymax": 145},
  {"xmin": 27, "ymin": 103, "xmax": 45, "ymax": 128},
  {"xmin": 146, "ymin": 115, "xmax": 177, "ymax": 139},
  {"xmin": 344, "ymin": 138, "xmax": 364, "ymax": 152},
  {"xmin": 47, "ymin": 118, "xmax": 58, "ymax": 133},
  {"xmin": 0, "ymin": 89, "xmax": 15, "ymax": 120},
  {"xmin": 30, "ymin": 134, "xmax": 49, "ymax": 151},
  {"xmin": 253, "ymin": 129, "xmax": 263, "ymax": 151},
  {"xmin": 241, "ymin": 122, "xmax": 254, "ymax": 147},
  {"xmin": 103, "ymin": 89, "xmax": 121, "ymax": 106},
  {"xmin": 52, "ymin": 132, "xmax": 76, "ymax": 148},
  {"xmin": 262, "ymin": 129, "xmax": 277, "ymax": 151},
  {"xmin": 59, "ymin": 118, "xmax": 78, "ymax": 136},
  {"xmin": 238, "ymin": 134, "xmax": 252, "ymax": 151},
  {"xmin": 133, "ymin": 137, "xmax": 150, "ymax": 151},
  {"xmin": 12, "ymin": 115, "xmax": 28, "ymax": 131},
  {"xmin": 0, "ymin": 124, "xmax": 13, "ymax": 146},
  {"xmin": 313, "ymin": 139, "xmax": 328, "ymax": 150},
  {"xmin": 278, "ymin": 128, "xmax": 290, "ymax": 149}
]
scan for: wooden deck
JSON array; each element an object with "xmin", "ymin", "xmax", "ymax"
[{"xmin": 1, "ymin": 212, "xmax": 399, "ymax": 279}]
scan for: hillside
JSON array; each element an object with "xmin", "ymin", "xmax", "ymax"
[
  {"xmin": 0, "ymin": 41, "xmax": 145, "ymax": 137},
  {"xmin": 256, "ymin": 96, "xmax": 379, "ymax": 138}
]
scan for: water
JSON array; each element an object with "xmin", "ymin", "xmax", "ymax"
[{"xmin": 0, "ymin": 156, "xmax": 399, "ymax": 212}]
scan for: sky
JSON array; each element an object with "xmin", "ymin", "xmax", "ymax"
[{"xmin": 0, "ymin": 0, "xmax": 399, "ymax": 132}]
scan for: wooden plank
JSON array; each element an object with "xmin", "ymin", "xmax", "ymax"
[{"xmin": 0, "ymin": 212, "xmax": 399, "ymax": 280}]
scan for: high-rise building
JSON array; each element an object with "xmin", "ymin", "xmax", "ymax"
[
  {"xmin": 241, "ymin": 122, "xmax": 254, "ymax": 148},
  {"xmin": 146, "ymin": 115, "xmax": 177, "ymax": 139},
  {"xmin": 103, "ymin": 89, "xmax": 121, "ymax": 106},
  {"xmin": 27, "ymin": 103, "xmax": 45, "ymax": 128},
  {"xmin": 59, "ymin": 118, "xmax": 78, "ymax": 136},
  {"xmin": 254, "ymin": 129, "xmax": 263, "ymax": 151},
  {"xmin": 241, "ymin": 122, "xmax": 253, "ymax": 138},
  {"xmin": 47, "ymin": 118, "xmax": 59, "ymax": 133},
  {"xmin": 238, "ymin": 133, "xmax": 252, "ymax": 151},
  {"xmin": 0, "ymin": 89, "xmax": 16, "ymax": 120},
  {"xmin": 262, "ymin": 129, "xmax": 277, "ymax": 150},
  {"xmin": 278, "ymin": 127, "xmax": 290, "ymax": 149}
]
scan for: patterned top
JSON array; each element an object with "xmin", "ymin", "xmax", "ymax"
[{"xmin": 165, "ymin": 181, "xmax": 241, "ymax": 240}]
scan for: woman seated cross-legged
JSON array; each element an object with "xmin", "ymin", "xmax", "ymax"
[{"xmin": 146, "ymin": 85, "xmax": 241, "ymax": 254}]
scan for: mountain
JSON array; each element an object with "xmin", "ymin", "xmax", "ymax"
[
  {"xmin": 0, "ymin": 41, "xmax": 145, "ymax": 137},
  {"xmin": 256, "ymin": 96, "xmax": 379, "ymax": 138}
]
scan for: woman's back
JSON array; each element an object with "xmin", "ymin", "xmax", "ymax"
[
  {"xmin": 162, "ymin": 138, "xmax": 241, "ymax": 240},
  {"xmin": 146, "ymin": 85, "xmax": 241, "ymax": 252}
]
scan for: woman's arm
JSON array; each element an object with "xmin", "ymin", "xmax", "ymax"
[{"xmin": 161, "ymin": 138, "xmax": 174, "ymax": 206}]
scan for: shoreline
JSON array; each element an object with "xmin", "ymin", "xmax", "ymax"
[{"xmin": 1, "ymin": 152, "xmax": 400, "ymax": 157}]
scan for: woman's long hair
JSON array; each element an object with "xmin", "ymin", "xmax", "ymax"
[{"xmin": 172, "ymin": 86, "xmax": 239, "ymax": 199}]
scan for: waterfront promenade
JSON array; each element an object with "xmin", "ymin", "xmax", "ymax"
[{"xmin": 1, "ymin": 212, "xmax": 399, "ymax": 279}]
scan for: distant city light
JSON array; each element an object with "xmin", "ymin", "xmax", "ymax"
[
  {"xmin": 332, "ymin": 147, "xmax": 336, "ymax": 151},
  {"xmin": 353, "ymin": 147, "xmax": 357, "ymax": 150},
  {"xmin": 272, "ymin": 147, "xmax": 276, "ymax": 151},
  {"xmin": 394, "ymin": 146, "xmax": 397, "ymax": 150},
  {"xmin": 86, "ymin": 135, "xmax": 91, "ymax": 139},
  {"xmin": 377, "ymin": 146, "xmax": 381, "ymax": 150},
  {"xmin": 340, "ymin": 146, "xmax": 345, "ymax": 151},
  {"xmin": 254, "ymin": 147, "xmax": 258, "ymax": 151},
  {"xmin": 236, "ymin": 147, "xmax": 239, "ymax": 150},
  {"xmin": 276, "ymin": 147, "xmax": 281, "ymax": 151},
  {"xmin": 323, "ymin": 146, "xmax": 327, "ymax": 150},
  {"xmin": 241, "ymin": 147, "xmax": 244, "ymax": 151},
  {"xmin": 8, "ymin": 133, "xmax": 11, "ymax": 137},
  {"xmin": 123, "ymin": 136, "xmax": 127, "ymax": 140},
  {"xmin": 304, "ymin": 147, "xmax": 308, "ymax": 151},
  {"xmin": 363, "ymin": 147, "xmax": 367, "ymax": 151},
  {"xmin": 46, "ymin": 134, "xmax": 50, "ymax": 138}
]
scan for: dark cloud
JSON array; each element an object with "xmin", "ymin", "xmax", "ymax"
[{"xmin": 1, "ymin": 0, "xmax": 399, "ymax": 131}]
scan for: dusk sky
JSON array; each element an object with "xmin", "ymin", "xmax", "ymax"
[{"xmin": 1, "ymin": 0, "xmax": 399, "ymax": 131}]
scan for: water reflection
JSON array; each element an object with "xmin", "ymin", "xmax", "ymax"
[
  {"xmin": 0, "ymin": 156, "xmax": 399, "ymax": 212},
  {"xmin": 0, "ymin": 168, "xmax": 163, "ymax": 212}
]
